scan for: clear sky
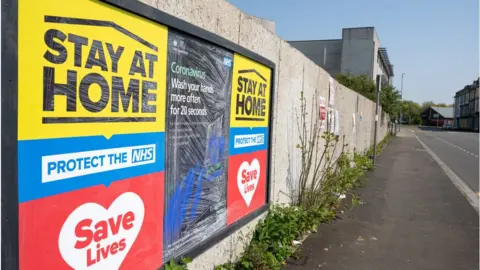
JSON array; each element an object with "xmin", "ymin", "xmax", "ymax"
[{"xmin": 228, "ymin": 0, "xmax": 479, "ymax": 104}]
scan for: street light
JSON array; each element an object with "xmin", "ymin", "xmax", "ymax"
[
  {"xmin": 373, "ymin": 75, "xmax": 382, "ymax": 166},
  {"xmin": 399, "ymin": 73, "xmax": 405, "ymax": 129},
  {"xmin": 401, "ymin": 73, "xmax": 406, "ymax": 100}
]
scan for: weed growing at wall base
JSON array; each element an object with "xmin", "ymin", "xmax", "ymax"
[
  {"xmin": 165, "ymin": 257, "xmax": 192, "ymax": 270},
  {"xmin": 214, "ymin": 94, "xmax": 393, "ymax": 270},
  {"xmin": 214, "ymin": 151, "xmax": 376, "ymax": 270}
]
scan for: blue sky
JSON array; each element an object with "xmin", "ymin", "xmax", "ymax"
[{"xmin": 228, "ymin": 0, "xmax": 479, "ymax": 104}]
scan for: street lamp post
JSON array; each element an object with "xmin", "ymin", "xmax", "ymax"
[
  {"xmin": 399, "ymin": 73, "xmax": 405, "ymax": 131},
  {"xmin": 373, "ymin": 75, "xmax": 382, "ymax": 166},
  {"xmin": 400, "ymin": 73, "xmax": 405, "ymax": 118},
  {"xmin": 401, "ymin": 73, "xmax": 405, "ymax": 100}
]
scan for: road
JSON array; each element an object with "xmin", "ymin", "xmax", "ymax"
[{"xmin": 413, "ymin": 126, "xmax": 479, "ymax": 193}]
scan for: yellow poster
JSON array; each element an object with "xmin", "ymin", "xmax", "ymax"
[
  {"xmin": 230, "ymin": 54, "xmax": 271, "ymax": 128},
  {"xmin": 18, "ymin": 0, "xmax": 168, "ymax": 140}
]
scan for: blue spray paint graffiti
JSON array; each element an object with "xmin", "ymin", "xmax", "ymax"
[{"xmin": 164, "ymin": 135, "xmax": 226, "ymax": 247}]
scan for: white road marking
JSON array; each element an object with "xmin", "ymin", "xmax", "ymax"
[
  {"xmin": 414, "ymin": 133, "xmax": 479, "ymax": 213},
  {"xmin": 429, "ymin": 134, "xmax": 479, "ymax": 158}
]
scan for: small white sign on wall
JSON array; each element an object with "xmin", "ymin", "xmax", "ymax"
[
  {"xmin": 329, "ymin": 77, "xmax": 335, "ymax": 106},
  {"xmin": 328, "ymin": 108, "xmax": 335, "ymax": 132},
  {"xmin": 352, "ymin": 113, "xmax": 356, "ymax": 135},
  {"xmin": 334, "ymin": 110, "xmax": 340, "ymax": 136}
]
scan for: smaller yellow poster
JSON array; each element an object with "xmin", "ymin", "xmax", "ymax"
[{"xmin": 230, "ymin": 54, "xmax": 271, "ymax": 128}]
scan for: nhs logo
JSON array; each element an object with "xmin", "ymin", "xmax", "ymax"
[
  {"xmin": 132, "ymin": 146, "xmax": 155, "ymax": 163},
  {"xmin": 223, "ymin": 57, "xmax": 232, "ymax": 67}
]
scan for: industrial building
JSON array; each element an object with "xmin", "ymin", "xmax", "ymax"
[
  {"xmin": 454, "ymin": 78, "xmax": 479, "ymax": 131},
  {"xmin": 420, "ymin": 106, "xmax": 454, "ymax": 127},
  {"xmin": 289, "ymin": 27, "xmax": 394, "ymax": 85}
]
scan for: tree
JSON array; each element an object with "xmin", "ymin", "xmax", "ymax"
[
  {"xmin": 336, "ymin": 74, "xmax": 376, "ymax": 101},
  {"xmin": 421, "ymin": 101, "xmax": 435, "ymax": 111},
  {"xmin": 401, "ymin": 100, "xmax": 422, "ymax": 124},
  {"xmin": 421, "ymin": 101, "xmax": 451, "ymax": 111},
  {"xmin": 336, "ymin": 73, "xmax": 402, "ymax": 118},
  {"xmin": 379, "ymin": 84, "xmax": 401, "ymax": 117}
]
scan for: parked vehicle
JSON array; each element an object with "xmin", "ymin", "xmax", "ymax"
[{"xmin": 443, "ymin": 123, "xmax": 454, "ymax": 130}]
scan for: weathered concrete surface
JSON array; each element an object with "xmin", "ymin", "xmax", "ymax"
[
  {"xmin": 186, "ymin": 213, "xmax": 267, "ymax": 270},
  {"xmin": 284, "ymin": 133, "xmax": 479, "ymax": 270},
  {"xmin": 271, "ymin": 41, "xmax": 305, "ymax": 204},
  {"xmin": 239, "ymin": 13, "xmax": 280, "ymax": 62}
]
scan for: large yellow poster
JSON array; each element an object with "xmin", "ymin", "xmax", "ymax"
[
  {"xmin": 18, "ymin": 0, "xmax": 168, "ymax": 140},
  {"xmin": 229, "ymin": 54, "xmax": 271, "ymax": 128}
]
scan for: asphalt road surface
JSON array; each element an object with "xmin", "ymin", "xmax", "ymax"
[{"xmin": 413, "ymin": 126, "xmax": 479, "ymax": 193}]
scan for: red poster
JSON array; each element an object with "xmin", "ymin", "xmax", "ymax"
[
  {"xmin": 227, "ymin": 150, "xmax": 267, "ymax": 225},
  {"xmin": 19, "ymin": 172, "xmax": 164, "ymax": 270},
  {"xmin": 319, "ymin": 96, "xmax": 327, "ymax": 121}
]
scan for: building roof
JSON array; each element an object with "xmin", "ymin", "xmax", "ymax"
[
  {"xmin": 378, "ymin": 48, "xmax": 394, "ymax": 77},
  {"xmin": 431, "ymin": 106, "xmax": 454, "ymax": 118},
  {"xmin": 455, "ymin": 77, "xmax": 479, "ymax": 96}
]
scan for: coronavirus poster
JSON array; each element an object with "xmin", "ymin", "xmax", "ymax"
[
  {"xmin": 164, "ymin": 30, "xmax": 233, "ymax": 261},
  {"xmin": 18, "ymin": 0, "xmax": 166, "ymax": 269}
]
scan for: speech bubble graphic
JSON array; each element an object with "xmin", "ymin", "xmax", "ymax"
[
  {"xmin": 237, "ymin": 158, "xmax": 260, "ymax": 206},
  {"xmin": 58, "ymin": 192, "xmax": 144, "ymax": 270}
]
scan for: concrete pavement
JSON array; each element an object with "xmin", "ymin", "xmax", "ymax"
[
  {"xmin": 414, "ymin": 127, "xmax": 479, "ymax": 193},
  {"xmin": 284, "ymin": 128, "xmax": 479, "ymax": 270}
]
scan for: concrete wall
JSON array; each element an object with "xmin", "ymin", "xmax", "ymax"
[
  {"xmin": 140, "ymin": 0, "xmax": 390, "ymax": 268},
  {"xmin": 250, "ymin": 15, "xmax": 275, "ymax": 33},
  {"xmin": 289, "ymin": 40, "xmax": 342, "ymax": 77}
]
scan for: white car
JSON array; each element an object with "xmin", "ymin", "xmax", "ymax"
[{"xmin": 443, "ymin": 123, "xmax": 453, "ymax": 130}]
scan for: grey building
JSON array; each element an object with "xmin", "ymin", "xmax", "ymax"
[
  {"xmin": 289, "ymin": 27, "xmax": 394, "ymax": 85},
  {"xmin": 454, "ymin": 78, "xmax": 479, "ymax": 131}
]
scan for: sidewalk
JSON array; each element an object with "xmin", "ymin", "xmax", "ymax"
[{"xmin": 284, "ymin": 130, "xmax": 479, "ymax": 270}]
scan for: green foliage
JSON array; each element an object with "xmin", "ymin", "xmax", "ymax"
[
  {"xmin": 337, "ymin": 73, "xmax": 452, "ymax": 123},
  {"xmin": 379, "ymin": 84, "xmax": 401, "ymax": 117},
  {"xmin": 336, "ymin": 73, "xmax": 402, "ymax": 117},
  {"xmin": 336, "ymin": 74, "xmax": 376, "ymax": 100},
  {"xmin": 216, "ymin": 205, "xmax": 336, "ymax": 270},
  {"xmin": 421, "ymin": 101, "xmax": 452, "ymax": 111},
  {"xmin": 354, "ymin": 152, "xmax": 374, "ymax": 171},
  {"xmin": 165, "ymin": 258, "xmax": 192, "ymax": 270},
  {"xmin": 377, "ymin": 134, "xmax": 392, "ymax": 152},
  {"xmin": 367, "ymin": 132, "xmax": 393, "ymax": 157},
  {"xmin": 351, "ymin": 194, "xmax": 362, "ymax": 206},
  {"xmin": 401, "ymin": 100, "xmax": 422, "ymax": 124}
]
